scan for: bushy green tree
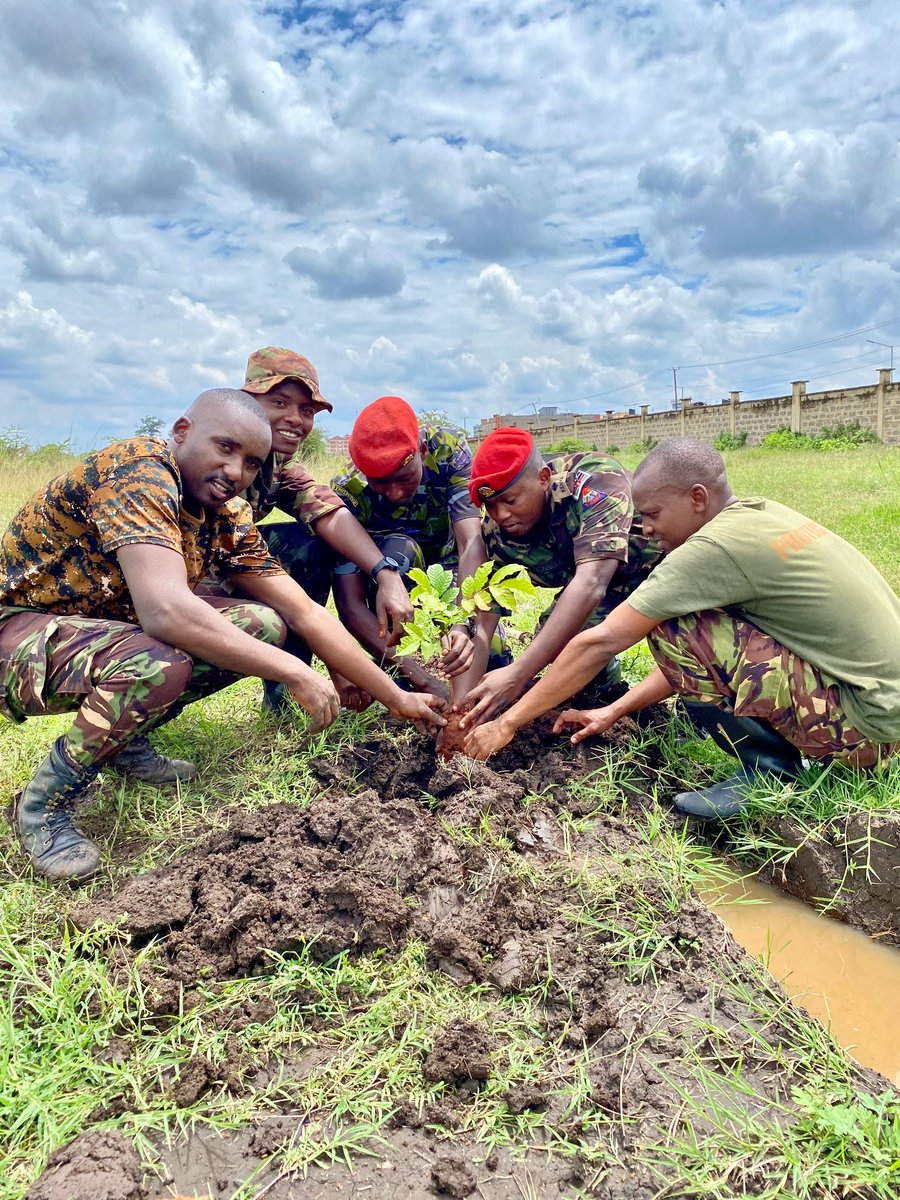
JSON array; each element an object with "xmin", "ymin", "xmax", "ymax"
[{"xmin": 135, "ymin": 415, "xmax": 165, "ymax": 438}]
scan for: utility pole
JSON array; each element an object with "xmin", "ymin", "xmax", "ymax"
[
  {"xmin": 867, "ymin": 340, "xmax": 894, "ymax": 378},
  {"xmin": 672, "ymin": 368, "xmax": 679, "ymax": 408}
]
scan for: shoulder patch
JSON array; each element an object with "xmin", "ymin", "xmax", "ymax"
[{"xmin": 580, "ymin": 487, "xmax": 607, "ymax": 509}]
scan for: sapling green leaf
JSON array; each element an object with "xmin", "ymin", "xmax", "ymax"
[{"xmin": 395, "ymin": 562, "xmax": 539, "ymax": 695}]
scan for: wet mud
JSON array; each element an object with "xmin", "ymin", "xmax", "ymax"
[{"xmin": 46, "ymin": 719, "xmax": 893, "ymax": 1199}]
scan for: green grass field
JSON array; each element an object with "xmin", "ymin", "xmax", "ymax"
[{"xmin": 1, "ymin": 442, "xmax": 898, "ymax": 1199}]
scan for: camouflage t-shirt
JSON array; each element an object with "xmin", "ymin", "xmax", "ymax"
[
  {"xmin": 0, "ymin": 437, "xmax": 284, "ymax": 625},
  {"xmin": 330, "ymin": 426, "xmax": 479, "ymax": 566},
  {"xmin": 243, "ymin": 452, "xmax": 344, "ymax": 527},
  {"xmin": 483, "ymin": 453, "xmax": 662, "ymax": 606}
]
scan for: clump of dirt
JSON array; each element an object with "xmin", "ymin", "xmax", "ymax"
[
  {"xmin": 431, "ymin": 1152, "xmax": 477, "ymax": 1197},
  {"xmin": 423, "ymin": 1018, "xmax": 493, "ymax": 1085},
  {"xmin": 26, "ymin": 1130, "xmax": 147, "ymax": 1200}
]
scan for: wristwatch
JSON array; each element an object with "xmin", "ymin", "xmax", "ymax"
[{"xmin": 371, "ymin": 555, "xmax": 401, "ymax": 580}]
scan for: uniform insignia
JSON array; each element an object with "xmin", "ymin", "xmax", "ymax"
[
  {"xmin": 572, "ymin": 469, "xmax": 590, "ymax": 497},
  {"xmin": 580, "ymin": 488, "xmax": 607, "ymax": 509},
  {"xmin": 478, "ymin": 484, "xmax": 496, "ymax": 500}
]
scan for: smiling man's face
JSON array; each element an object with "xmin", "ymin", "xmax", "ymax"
[
  {"xmin": 255, "ymin": 379, "xmax": 322, "ymax": 456},
  {"xmin": 171, "ymin": 407, "xmax": 270, "ymax": 512}
]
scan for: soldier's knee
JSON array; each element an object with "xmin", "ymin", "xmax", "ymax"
[{"xmin": 378, "ymin": 534, "xmax": 423, "ymax": 574}]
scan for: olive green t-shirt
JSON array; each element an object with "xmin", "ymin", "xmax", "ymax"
[{"xmin": 628, "ymin": 497, "xmax": 900, "ymax": 741}]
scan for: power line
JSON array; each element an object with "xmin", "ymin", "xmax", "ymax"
[
  {"xmin": 495, "ymin": 316, "xmax": 898, "ymax": 416},
  {"xmin": 675, "ymin": 317, "xmax": 899, "ymax": 371}
]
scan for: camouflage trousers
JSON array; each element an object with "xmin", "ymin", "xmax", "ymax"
[
  {"xmin": 0, "ymin": 597, "xmax": 286, "ymax": 768},
  {"xmin": 648, "ymin": 609, "xmax": 897, "ymax": 768}
]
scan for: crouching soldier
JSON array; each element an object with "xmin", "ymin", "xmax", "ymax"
[
  {"xmin": 331, "ymin": 395, "xmax": 501, "ymax": 703},
  {"xmin": 463, "ymin": 439, "xmax": 899, "ymax": 818},
  {"xmin": 239, "ymin": 347, "xmax": 413, "ymax": 713},
  {"xmin": 0, "ymin": 389, "xmax": 444, "ymax": 881},
  {"xmin": 461, "ymin": 428, "xmax": 661, "ymax": 728}
]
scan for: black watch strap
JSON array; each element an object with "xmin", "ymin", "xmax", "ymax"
[{"xmin": 371, "ymin": 555, "xmax": 401, "ymax": 580}]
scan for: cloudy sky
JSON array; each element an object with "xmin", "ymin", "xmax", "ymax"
[{"xmin": 1, "ymin": 0, "xmax": 898, "ymax": 448}]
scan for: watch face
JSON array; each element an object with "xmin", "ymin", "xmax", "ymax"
[{"xmin": 384, "ymin": 557, "xmax": 400, "ymax": 569}]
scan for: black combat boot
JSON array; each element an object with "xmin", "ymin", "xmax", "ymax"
[
  {"xmin": 674, "ymin": 702, "xmax": 802, "ymax": 819},
  {"xmin": 107, "ymin": 736, "xmax": 198, "ymax": 784},
  {"xmin": 8, "ymin": 737, "xmax": 101, "ymax": 882}
]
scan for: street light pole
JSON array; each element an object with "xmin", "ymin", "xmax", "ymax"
[{"xmin": 867, "ymin": 339, "xmax": 894, "ymax": 378}]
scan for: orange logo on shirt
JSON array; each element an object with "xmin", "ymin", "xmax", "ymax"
[{"xmin": 771, "ymin": 520, "xmax": 828, "ymax": 560}]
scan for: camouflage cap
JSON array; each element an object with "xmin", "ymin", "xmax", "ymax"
[{"xmin": 242, "ymin": 347, "xmax": 333, "ymax": 413}]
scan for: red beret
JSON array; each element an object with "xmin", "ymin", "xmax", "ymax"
[
  {"xmin": 469, "ymin": 428, "xmax": 537, "ymax": 505},
  {"xmin": 349, "ymin": 396, "xmax": 420, "ymax": 478}
]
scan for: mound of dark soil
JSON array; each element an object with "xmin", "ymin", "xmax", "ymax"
[{"xmin": 26, "ymin": 1130, "xmax": 146, "ymax": 1200}]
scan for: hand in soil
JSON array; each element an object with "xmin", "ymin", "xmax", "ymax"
[
  {"xmin": 287, "ymin": 670, "xmax": 341, "ymax": 731},
  {"xmin": 458, "ymin": 662, "xmax": 524, "ymax": 727},
  {"xmin": 553, "ymin": 704, "xmax": 618, "ymax": 743},
  {"xmin": 387, "ymin": 689, "xmax": 447, "ymax": 734},
  {"xmin": 462, "ymin": 713, "xmax": 515, "ymax": 761},
  {"xmin": 441, "ymin": 627, "xmax": 476, "ymax": 677}
]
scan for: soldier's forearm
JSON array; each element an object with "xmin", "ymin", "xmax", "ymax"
[
  {"xmin": 511, "ymin": 572, "xmax": 610, "ymax": 681},
  {"xmin": 313, "ymin": 509, "xmax": 383, "ymax": 574}
]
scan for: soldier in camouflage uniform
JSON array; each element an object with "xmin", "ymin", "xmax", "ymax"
[
  {"xmin": 331, "ymin": 395, "xmax": 497, "ymax": 701},
  {"xmin": 464, "ymin": 439, "xmax": 899, "ymax": 819},
  {"xmin": 461, "ymin": 428, "xmax": 661, "ymax": 728},
  {"xmin": 239, "ymin": 348, "xmax": 413, "ymax": 712},
  {"xmin": 0, "ymin": 389, "xmax": 444, "ymax": 881}
]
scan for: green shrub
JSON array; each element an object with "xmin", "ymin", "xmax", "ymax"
[
  {"xmin": 816, "ymin": 420, "xmax": 879, "ymax": 447},
  {"xmin": 545, "ymin": 437, "xmax": 593, "ymax": 455},
  {"xmin": 605, "ymin": 444, "xmax": 620, "ymax": 457},
  {"xmin": 761, "ymin": 427, "xmax": 816, "ymax": 450},
  {"xmin": 761, "ymin": 422, "xmax": 879, "ymax": 452},
  {"xmin": 713, "ymin": 430, "xmax": 748, "ymax": 451},
  {"xmin": 628, "ymin": 436, "xmax": 657, "ymax": 457}
]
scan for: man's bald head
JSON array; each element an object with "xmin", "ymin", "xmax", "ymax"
[
  {"xmin": 633, "ymin": 438, "xmax": 729, "ymax": 495},
  {"xmin": 169, "ymin": 389, "xmax": 272, "ymax": 511},
  {"xmin": 184, "ymin": 388, "xmax": 270, "ymax": 433},
  {"xmin": 632, "ymin": 439, "xmax": 737, "ymax": 553}
]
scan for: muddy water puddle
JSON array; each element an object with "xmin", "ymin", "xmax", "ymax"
[{"xmin": 703, "ymin": 865, "xmax": 900, "ymax": 1084}]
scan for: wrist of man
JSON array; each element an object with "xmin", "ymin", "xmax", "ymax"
[{"xmin": 371, "ymin": 555, "xmax": 402, "ymax": 581}]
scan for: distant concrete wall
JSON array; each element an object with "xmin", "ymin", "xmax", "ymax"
[{"xmin": 470, "ymin": 371, "xmax": 899, "ymax": 451}]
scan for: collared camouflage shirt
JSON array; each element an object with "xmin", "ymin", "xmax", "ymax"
[
  {"xmin": 242, "ymin": 452, "xmax": 345, "ymax": 527},
  {"xmin": 0, "ymin": 437, "xmax": 284, "ymax": 626},
  {"xmin": 483, "ymin": 452, "xmax": 662, "ymax": 594},
  {"xmin": 330, "ymin": 425, "xmax": 479, "ymax": 565}
]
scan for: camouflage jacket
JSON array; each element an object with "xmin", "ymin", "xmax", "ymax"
[
  {"xmin": 483, "ymin": 452, "xmax": 662, "ymax": 596},
  {"xmin": 242, "ymin": 452, "xmax": 345, "ymax": 528},
  {"xmin": 330, "ymin": 425, "xmax": 479, "ymax": 565},
  {"xmin": 0, "ymin": 437, "xmax": 284, "ymax": 626}
]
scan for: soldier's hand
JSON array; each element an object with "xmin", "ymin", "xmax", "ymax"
[
  {"xmin": 552, "ymin": 706, "xmax": 617, "ymax": 744},
  {"xmin": 441, "ymin": 627, "xmax": 475, "ymax": 677},
  {"xmin": 387, "ymin": 690, "xmax": 448, "ymax": 735},
  {"xmin": 375, "ymin": 571, "xmax": 413, "ymax": 646},
  {"xmin": 463, "ymin": 715, "xmax": 516, "ymax": 761},
  {"xmin": 287, "ymin": 668, "xmax": 341, "ymax": 732},
  {"xmin": 330, "ymin": 671, "xmax": 373, "ymax": 713},
  {"xmin": 458, "ymin": 664, "xmax": 525, "ymax": 729}
]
